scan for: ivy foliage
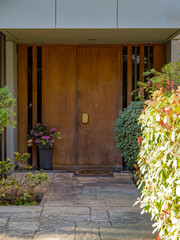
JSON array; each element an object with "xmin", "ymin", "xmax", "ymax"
[
  {"xmin": 114, "ymin": 101, "xmax": 145, "ymax": 173},
  {"xmin": 136, "ymin": 89, "xmax": 180, "ymax": 240},
  {"xmin": 0, "ymin": 86, "xmax": 16, "ymax": 133}
]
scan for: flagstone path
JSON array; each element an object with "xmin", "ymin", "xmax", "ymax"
[{"xmin": 0, "ymin": 172, "xmax": 156, "ymax": 240}]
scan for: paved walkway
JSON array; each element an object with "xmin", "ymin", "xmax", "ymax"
[{"xmin": 0, "ymin": 173, "xmax": 156, "ymax": 240}]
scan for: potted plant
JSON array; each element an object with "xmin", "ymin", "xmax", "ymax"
[{"xmin": 30, "ymin": 123, "xmax": 61, "ymax": 170}]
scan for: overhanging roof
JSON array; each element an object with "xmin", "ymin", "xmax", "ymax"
[{"xmin": 1, "ymin": 29, "xmax": 180, "ymax": 44}]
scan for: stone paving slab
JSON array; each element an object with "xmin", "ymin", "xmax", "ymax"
[{"xmin": 0, "ymin": 172, "xmax": 157, "ymax": 240}]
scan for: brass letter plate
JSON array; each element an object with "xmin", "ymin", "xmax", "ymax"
[{"xmin": 81, "ymin": 113, "xmax": 89, "ymax": 124}]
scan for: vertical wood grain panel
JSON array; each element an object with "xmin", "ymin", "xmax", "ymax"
[
  {"xmin": 32, "ymin": 46, "xmax": 37, "ymax": 167},
  {"xmin": 118, "ymin": 46, "xmax": 123, "ymax": 114},
  {"xmin": 18, "ymin": 45, "xmax": 28, "ymax": 154},
  {"xmin": 127, "ymin": 46, "xmax": 132, "ymax": 106},
  {"xmin": 42, "ymin": 45, "xmax": 76, "ymax": 168},
  {"xmin": 153, "ymin": 45, "xmax": 166, "ymax": 72},
  {"xmin": 77, "ymin": 46, "xmax": 120, "ymax": 167}
]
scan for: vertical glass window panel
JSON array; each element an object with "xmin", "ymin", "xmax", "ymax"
[
  {"xmin": 144, "ymin": 46, "xmax": 148, "ymax": 72},
  {"xmin": 132, "ymin": 47, "xmax": 140, "ymax": 101},
  {"xmin": 150, "ymin": 46, "xmax": 153, "ymax": 70},
  {"xmin": 37, "ymin": 47, "xmax": 42, "ymax": 124},
  {"xmin": 132, "ymin": 47, "xmax": 135, "ymax": 101},
  {"xmin": 27, "ymin": 46, "xmax": 33, "ymax": 164},
  {"xmin": 123, "ymin": 47, "xmax": 127, "ymax": 109},
  {"xmin": 136, "ymin": 47, "xmax": 140, "ymax": 100}
]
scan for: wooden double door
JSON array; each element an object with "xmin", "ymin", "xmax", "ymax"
[
  {"xmin": 18, "ymin": 44, "xmax": 166, "ymax": 169},
  {"xmin": 42, "ymin": 45, "xmax": 120, "ymax": 169}
]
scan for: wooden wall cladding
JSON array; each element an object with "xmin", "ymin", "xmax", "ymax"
[
  {"xmin": 153, "ymin": 45, "xmax": 166, "ymax": 72},
  {"xmin": 18, "ymin": 45, "xmax": 28, "ymax": 154},
  {"xmin": 42, "ymin": 45, "xmax": 76, "ymax": 168}
]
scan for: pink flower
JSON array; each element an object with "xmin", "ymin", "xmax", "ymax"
[
  {"xmin": 36, "ymin": 123, "xmax": 40, "ymax": 127},
  {"xmin": 31, "ymin": 130, "xmax": 34, "ymax": 135},
  {"xmin": 50, "ymin": 128, "xmax": 56, "ymax": 132},
  {"xmin": 41, "ymin": 136, "xmax": 50, "ymax": 140},
  {"xmin": 35, "ymin": 133, "xmax": 38, "ymax": 137},
  {"xmin": 39, "ymin": 132, "xmax": 42, "ymax": 135},
  {"xmin": 35, "ymin": 139, "xmax": 40, "ymax": 143},
  {"xmin": 43, "ymin": 124, "xmax": 46, "ymax": 126},
  {"xmin": 51, "ymin": 139, "xmax": 55, "ymax": 143}
]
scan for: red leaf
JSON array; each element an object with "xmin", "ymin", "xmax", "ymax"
[{"xmin": 162, "ymin": 210, "xmax": 169, "ymax": 215}]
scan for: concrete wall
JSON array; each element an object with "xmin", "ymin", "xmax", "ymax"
[
  {"xmin": 6, "ymin": 41, "xmax": 17, "ymax": 164},
  {"xmin": 171, "ymin": 40, "xmax": 180, "ymax": 62},
  {"xmin": 0, "ymin": 0, "xmax": 55, "ymax": 28},
  {"xmin": 0, "ymin": 0, "xmax": 180, "ymax": 28}
]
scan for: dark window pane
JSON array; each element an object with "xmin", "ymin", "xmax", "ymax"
[
  {"xmin": 37, "ymin": 47, "xmax": 42, "ymax": 123},
  {"xmin": 123, "ymin": 47, "xmax": 127, "ymax": 109}
]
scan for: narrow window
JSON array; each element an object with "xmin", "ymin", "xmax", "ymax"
[
  {"xmin": 123, "ymin": 47, "xmax": 127, "ymax": 109},
  {"xmin": 37, "ymin": 47, "xmax": 42, "ymax": 123}
]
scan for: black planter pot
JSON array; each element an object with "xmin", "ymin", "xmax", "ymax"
[{"xmin": 38, "ymin": 143, "xmax": 53, "ymax": 170}]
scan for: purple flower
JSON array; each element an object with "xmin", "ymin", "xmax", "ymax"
[
  {"xmin": 31, "ymin": 130, "xmax": 34, "ymax": 135},
  {"xmin": 149, "ymin": 80, "xmax": 152, "ymax": 84},
  {"xmin": 39, "ymin": 132, "xmax": 42, "ymax": 135},
  {"xmin": 36, "ymin": 123, "xmax": 40, "ymax": 127},
  {"xmin": 35, "ymin": 139, "xmax": 40, "ymax": 143},
  {"xmin": 35, "ymin": 133, "xmax": 38, "ymax": 137},
  {"xmin": 41, "ymin": 136, "xmax": 50, "ymax": 140},
  {"xmin": 51, "ymin": 139, "xmax": 55, "ymax": 143},
  {"xmin": 50, "ymin": 128, "xmax": 56, "ymax": 132}
]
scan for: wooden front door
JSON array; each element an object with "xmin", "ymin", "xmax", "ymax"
[
  {"xmin": 18, "ymin": 44, "xmax": 166, "ymax": 170},
  {"xmin": 77, "ymin": 47, "xmax": 119, "ymax": 167}
]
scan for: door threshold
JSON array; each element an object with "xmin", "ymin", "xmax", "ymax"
[{"xmin": 74, "ymin": 170, "xmax": 113, "ymax": 177}]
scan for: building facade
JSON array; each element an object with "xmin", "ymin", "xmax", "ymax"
[{"xmin": 0, "ymin": 0, "xmax": 180, "ymax": 170}]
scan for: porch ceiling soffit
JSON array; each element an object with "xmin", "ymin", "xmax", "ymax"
[{"xmin": 1, "ymin": 29, "xmax": 180, "ymax": 45}]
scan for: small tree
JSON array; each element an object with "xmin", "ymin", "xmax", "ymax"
[
  {"xmin": 136, "ymin": 89, "xmax": 180, "ymax": 240},
  {"xmin": 0, "ymin": 86, "xmax": 16, "ymax": 133},
  {"xmin": 114, "ymin": 101, "xmax": 145, "ymax": 179}
]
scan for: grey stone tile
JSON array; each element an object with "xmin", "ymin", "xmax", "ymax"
[
  {"xmin": 42, "ymin": 207, "xmax": 89, "ymax": 216},
  {"xmin": 108, "ymin": 208, "xmax": 152, "ymax": 223},
  {"xmin": 0, "ymin": 234, "xmax": 33, "ymax": 240},
  {"xmin": 75, "ymin": 222, "xmax": 100, "ymax": 240},
  {"xmin": 105, "ymin": 198, "xmax": 136, "ymax": 207},
  {"xmin": 9, "ymin": 211, "xmax": 41, "ymax": 222},
  {"xmin": 99, "ymin": 226, "xmax": 155, "ymax": 240},
  {"xmin": 0, "ymin": 206, "xmax": 42, "ymax": 213},
  {"xmin": 90, "ymin": 210, "xmax": 109, "ymax": 221},
  {"xmin": 7, "ymin": 222, "xmax": 40, "ymax": 231},
  {"xmin": 44, "ymin": 200, "xmax": 75, "ymax": 207},
  {"xmin": 33, "ymin": 233, "xmax": 74, "ymax": 240},
  {"xmin": 75, "ymin": 199, "xmax": 106, "ymax": 207}
]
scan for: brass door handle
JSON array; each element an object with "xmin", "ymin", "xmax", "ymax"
[{"xmin": 81, "ymin": 113, "xmax": 89, "ymax": 124}]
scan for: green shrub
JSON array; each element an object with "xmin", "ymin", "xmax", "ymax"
[
  {"xmin": 114, "ymin": 101, "xmax": 145, "ymax": 175},
  {"xmin": 0, "ymin": 86, "xmax": 16, "ymax": 133},
  {"xmin": 135, "ymin": 58, "xmax": 180, "ymax": 99},
  {"xmin": 136, "ymin": 89, "xmax": 180, "ymax": 240},
  {"xmin": 0, "ymin": 153, "xmax": 48, "ymax": 205}
]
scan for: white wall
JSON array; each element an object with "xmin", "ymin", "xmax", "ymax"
[
  {"xmin": 0, "ymin": 0, "xmax": 55, "ymax": 28},
  {"xmin": 56, "ymin": 0, "xmax": 117, "ymax": 28},
  {"xmin": 6, "ymin": 41, "xmax": 17, "ymax": 164},
  {"xmin": 0, "ymin": 0, "xmax": 180, "ymax": 28},
  {"xmin": 118, "ymin": 0, "xmax": 180, "ymax": 28}
]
